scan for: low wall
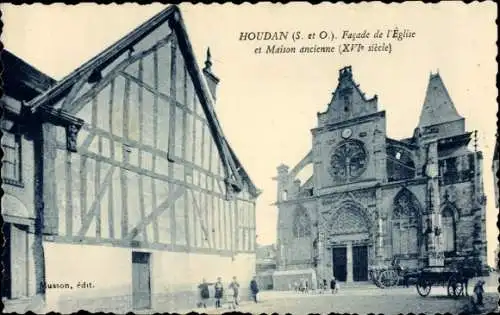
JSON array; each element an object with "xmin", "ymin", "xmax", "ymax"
[{"xmin": 273, "ymin": 269, "xmax": 317, "ymax": 291}]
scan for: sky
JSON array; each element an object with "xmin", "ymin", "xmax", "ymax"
[{"xmin": 2, "ymin": 2, "xmax": 498, "ymax": 265}]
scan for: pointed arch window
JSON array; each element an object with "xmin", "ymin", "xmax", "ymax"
[
  {"xmin": 441, "ymin": 207, "xmax": 456, "ymax": 253},
  {"xmin": 293, "ymin": 208, "xmax": 311, "ymax": 238},
  {"xmin": 391, "ymin": 189, "xmax": 421, "ymax": 256}
]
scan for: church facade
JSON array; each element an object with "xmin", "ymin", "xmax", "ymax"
[{"xmin": 273, "ymin": 66, "xmax": 488, "ymax": 288}]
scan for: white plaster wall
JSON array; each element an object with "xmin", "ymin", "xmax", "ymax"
[
  {"xmin": 28, "ymin": 233, "xmax": 37, "ymax": 297},
  {"xmin": 152, "ymin": 251, "xmax": 255, "ymax": 293},
  {"xmin": 43, "ymin": 242, "xmax": 255, "ymax": 312},
  {"xmin": 44, "ymin": 242, "xmax": 132, "ymax": 311}
]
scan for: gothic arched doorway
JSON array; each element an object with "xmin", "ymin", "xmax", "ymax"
[{"xmin": 328, "ymin": 201, "xmax": 372, "ymax": 282}]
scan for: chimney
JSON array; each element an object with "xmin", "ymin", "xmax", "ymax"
[{"xmin": 202, "ymin": 47, "xmax": 220, "ymax": 101}]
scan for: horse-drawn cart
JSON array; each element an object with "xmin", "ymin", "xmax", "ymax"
[
  {"xmin": 369, "ymin": 258, "xmax": 417, "ymax": 289},
  {"xmin": 415, "ymin": 266, "xmax": 472, "ymax": 298}
]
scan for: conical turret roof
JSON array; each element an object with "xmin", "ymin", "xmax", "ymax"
[{"xmin": 418, "ymin": 72, "xmax": 463, "ymax": 128}]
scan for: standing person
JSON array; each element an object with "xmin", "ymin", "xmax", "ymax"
[
  {"xmin": 197, "ymin": 278, "xmax": 211, "ymax": 308},
  {"xmin": 250, "ymin": 276, "xmax": 259, "ymax": 303},
  {"xmin": 305, "ymin": 279, "xmax": 309, "ymax": 294},
  {"xmin": 473, "ymin": 280, "xmax": 485, "ymax": 307},
  {"xmin": 228, "ymin": 276, "xmax": 240, "ymax": 309},
  {"xmin": 330, "ymin": 277, "xmax": 337, "ymax": 294},
  {"xmin": 323, "ymin": 279, "xmax": 328, "ymax": 293},
  {"xmin": 214, "ymin": 277, "xmax": 224, "ymax": 308}
]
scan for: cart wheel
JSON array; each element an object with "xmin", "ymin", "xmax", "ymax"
[
  {"xmin": 372, "ymin": 275, "xmax": 385, "ymax": 289},
  {"xmin": 369, "ymin": 271, "xmax": 382, "ymax": 288},
  {"xmin": 379, "ymin": 270, "xmax": 398, "ymax": 288},
  {"xmin": 447, "ymin": 275, "xmax": 464, "ymax": 298},
  {"xmin": 416, "ymin": 278, "xmax": 432, "ymax": 297}
]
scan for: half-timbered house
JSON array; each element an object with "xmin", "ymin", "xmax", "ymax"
[
  {"xmin": 1, "ymin": 49, "xmax": 84, "ymax": 313},
  {"xmin": 5, "ymin": 5, "xmax": 259, "ymax": 313}
]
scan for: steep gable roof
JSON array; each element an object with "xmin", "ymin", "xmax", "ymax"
[
  {"xmin": 1, "ymin": 50, "xmax": 83, "ymax": 130},
  {"xmin": 26, "ymin": 5, "xmax": 178, "ymax": 112},
  {"xmin": 418, "ymin": 72, "xmax": 463, "ymax": 128},
  {"xmin": 317, "ymin": 66, "xmax": 379, "ymax": 127},
  {"xmin": 24, "ymin": 5, "xmax": 259, "ymax": 197}
]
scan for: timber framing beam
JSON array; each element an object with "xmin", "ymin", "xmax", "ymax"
[
  {"xmin": 127, "ymin": 185, "xmax": 186, "ymax": 241},
  {"xmin": 26, "ymin": 6, "xmax": 178, "ymax": 112},
  {"xmin": 60, "ymin": 70, "xmax": 93, "ymax": 111},
  {"xmin": 190, "ymin": 188, "xmax": 212, "ymax": 249},
  {"xmin": 78, "ymin": 166, "xmax": 116, "ymax": 237},
  {"xmin": 68, "ymin": 34, "xmax": 173, "ymax": 115}
]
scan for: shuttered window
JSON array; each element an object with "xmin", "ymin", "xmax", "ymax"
[{"xmin": 1, "ymin": 131, "xmax": 22, "ymax": 184}]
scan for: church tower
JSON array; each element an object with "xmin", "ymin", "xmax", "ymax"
[
  {"xmin": 415, "ymin": 72, "xmax": 488, "ymax": 270},
  {"xmin": 312, "ymin": 65, "xmax": 387, "ymax": 192},
  {"xmin": 273, "ymin": 67, "xmax": 489, "ymax": 290}
]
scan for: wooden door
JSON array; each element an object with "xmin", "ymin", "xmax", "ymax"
[
  {"xmin": 1, "ymin": 223, "xmax": 12, "ymax": 299},
  {"xmin": 132, "ymin": 252, "xmax": 151, "ymax": 310},
  {"xmin": 332, "ymin": 247, "xmax": 347, "ymax": 281},
  {"xmin": 11, "ymin": 224, "xmax": 29, "ymax": 298},
  {"xmin": 353, "ymin": 245, "xmax": 368, "ymax": 281},
  {"xmin": 1, "ymin": 223, "xmax": 29, "ymax": 299}
]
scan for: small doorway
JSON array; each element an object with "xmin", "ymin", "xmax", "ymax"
[
  {"xmin": 352, "ymin": 245, "xmax": 368, "ymax": 281},
  {"xmin": 1, "ymin": 223, "xmax": 30, "ymax": 299},
  {"xmin": 132, "ymin": 252, "xmax": 151, "ymax": 310},
  {"xmin": 332, "ymin": 247, "xmax": 347, "ymax": 281}
]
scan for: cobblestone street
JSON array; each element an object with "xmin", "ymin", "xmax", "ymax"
[{"xmin": 185, "ymin": 276, "xmax": 498, "ymax": 315}]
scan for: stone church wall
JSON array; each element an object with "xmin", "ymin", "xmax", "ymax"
[
  {"xmin": 277, "ymin": 199, "xmax": 316, "ymax": 269},
  {"xmin": 275, "ymin": 67, "xmax": 489, "ymax": 284},
  {"xmin": 379, "ymin": 184, "xmax": 427, "ymax": 268},
  {"xmin": 313, "ymin": 115, "xmax": 385, "ymax": 190}
]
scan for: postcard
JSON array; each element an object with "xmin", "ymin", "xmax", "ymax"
[{"xmin": 1, "ymin": 2, "xmax": 498, "ymax": 314}]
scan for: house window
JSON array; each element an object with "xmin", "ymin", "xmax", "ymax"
[{"xmin": 1, "ymin": 131, "xmax": 22, "ymax": 185}]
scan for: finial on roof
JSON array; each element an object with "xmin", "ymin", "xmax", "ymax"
[
  {"xmin": 205, "ymin": 47, "xmax": 212, "ymax": 71},
  {"xmin": 338, "ymin": 65, "xmax": 353, "ymax": 82}
]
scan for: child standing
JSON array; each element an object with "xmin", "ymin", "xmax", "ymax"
[
  {"xmin": 228, "ymin": 276, "xmax": 240, "ymax": 309},
  {"xmin": 197, "ymin": 278, "xmax": 211, "ymax": 308},
  {"xmin": 330, "ymin": 277, "xmax": 337, "ymax": 294},
  {"xmin": 214, "ymin": 277, "xmax": 224, "ymax": 308},
  {"xmin": 473, "ymin": 280, "xmax": 485, "ymax": 307}
]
